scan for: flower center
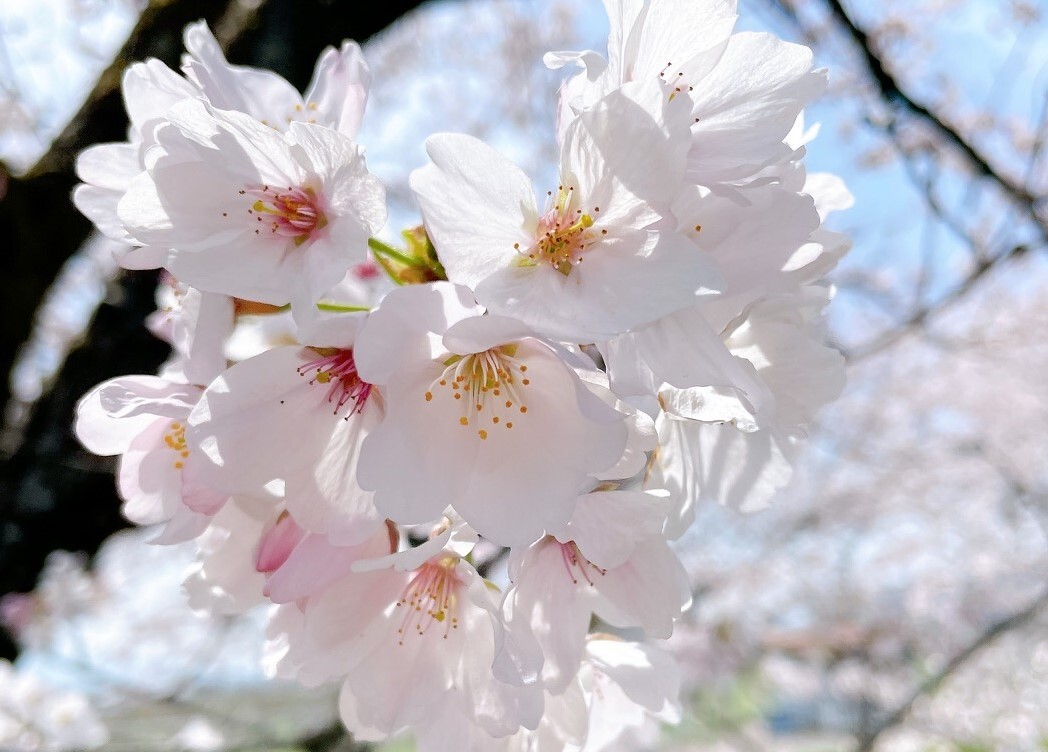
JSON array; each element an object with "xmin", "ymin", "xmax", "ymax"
[
  {"xmin": 395, "ymin": 556, "xmax": 462, "ymax": 645},
  {"xmin": 516, "ymin": 185, "xmax": 603, "ymax": 276},
  {"xmin": 658, "ymin": 61, "xmax": 695, "ymax": 103},
  {"xmin": 243, "ymin": 184, "xmax": 327, "ymax": 245},
  {"xmin": 163, "ymin": 421, "xmax": 189, "ymax": 470},
  {"xmin": 423, "ymin": 344, "xmax": 532, "ymax": 441},
  {"xmin": 260, "ymin": 101, "xmax": 321, "ymax": 129},
  {"xmin": 558, "ymin": 540, "xmax": 606, "ymax": 586},
  {"xmin": 297, "ymin": 348, "xmax": 372, "ymax": 418}
]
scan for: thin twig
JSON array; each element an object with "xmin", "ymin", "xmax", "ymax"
[
  {"xmin": 854, "ymin": 588, "xmax": 1048, "ymax": 751},
  {"xmin": 823, "ymin": 0, "xmax": 1046, "ymax": 241}
]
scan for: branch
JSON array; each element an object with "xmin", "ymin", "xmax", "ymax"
[
  {"xmin": 844, "ymin": 118, "xmax": 1040, "ymax": 361},
  {"xmin": 23, "ymin": 0, "xmax": 264, "ymax": 180},
  {"xmin": 823, "ymin": 0, "xmax": 1046, "ymax": 242},
  {"xmin": 820, "ymin": 1, "xmax": 1047, "ymax": 360},
  {"xmin": 854, "ymin": 587, "xmax": 1048, "ymax": 751}
]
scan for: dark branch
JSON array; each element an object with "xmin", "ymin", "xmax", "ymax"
[
  {"xmin": 23, "ymin": 0, "xmax": 265, "ymax": 180},
  {"xmin": 855, "ymin": 588, "xmax": 1048, "ymax": 751},
  {"xmin": 824, "ymin": 0, "xmax": 1046, "ymax": 241}
]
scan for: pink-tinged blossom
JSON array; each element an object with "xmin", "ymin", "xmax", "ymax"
[
  {"xmin": 118, "ymin": 99, "xmax": 385, "ymax": 313},
  {"xmin": 572, "ymin": 637, "xmax": 682, "ymax": 752},
  {"xmin": 354, "ymin": 283, "xmax": 629, "ymax": 547},
  {"xmin": 188, "ymin": 327, "xmax": 384, "ymax": 546},
  {"xmin": 270, "ymin": 543, "xmax": 542, "ymax": 744},
  {"xmin": 74, "ymin": 375, "xmax": 223, "ymax": 541},
  {"xmin": 497, "ymin": 490, "xmax": 690, "ymax": 692},
  {"xmin": 410, "ymin": 88, "xmax": 719, "ymax": 343},
  {"xmin": 257, "ymin": 515, "xmax": 396, "ymax": 604},
  {"xmin": 183, "ymin": 498, "xmax": 271, "ymax": 615},
  {"xmin": 74, "ymin": 21, "xmax": 372, "ymax": 272}
]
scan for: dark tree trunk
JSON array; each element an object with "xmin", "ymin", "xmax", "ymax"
[{"xmin": 0, "ymin": 0, "xmax": 429, "ymax": 660}]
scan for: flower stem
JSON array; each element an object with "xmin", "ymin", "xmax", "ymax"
[
  {"xmin": 315, "ymin": 302, "xmax": 372, "ymax": 313},
  {"xmin": 367, "ymin": 238, "xmax": 417, "ymax": 267}
]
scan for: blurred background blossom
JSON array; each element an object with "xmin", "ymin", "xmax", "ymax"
[{"xmin": 0, "ymin": 0, "xmax": 1046, "ymax": 750}]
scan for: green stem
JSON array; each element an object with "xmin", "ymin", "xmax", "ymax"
[
  {"xmin": 315, "ymin": 302, "xmax": 371, "ymax": 313},
  {"xmin": 371, "ymin": 251, "xmax": 405, "ymax": 286},
  {"xmin": 367, "ymin": 237, "xmax": 416, "ymax": 267}
]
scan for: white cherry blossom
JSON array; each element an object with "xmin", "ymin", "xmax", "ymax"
[
  {"xmin": 410, "ymin": 88, "xmax": 719, "ymax": 342},
  {"xmin": 187, "ymin": 319, "xmax": 383, "ymax": 546},
  {"xmin": 118, "ymin": 99, "xmax": 385, "ymax": 312},
  {"xmin": 355, "ymin": 283, "xmax": 629, "ymax": 546},
  {"xmin": 498, "ymin": 490, "xmax": 690, "ymax": 691},
  {"xmin": 74, "ymin": 375, "xmax": 221, "ymax": 541},
  {"xmin": 181, "ymin": 22, "xmax": 370, "ymax": 138},
  {"xmin": 271, "ymin": 543, "xmax": 542, "ymax": 743}
]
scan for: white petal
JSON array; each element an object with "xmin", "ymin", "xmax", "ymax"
[
  {"xmin": 303, "ymin": 41, "xmax": 371, "ymax": 138},
  {"xmin": 410, "ymin": 133, "xmax": 536, "ymax": 287},
  {"xmin": 556, "ymin": 490, "xmax": 669, "ymax": 570},
  {"xmin": 353, "ymin": 282, "xmax": 482, "ymax": 385}
]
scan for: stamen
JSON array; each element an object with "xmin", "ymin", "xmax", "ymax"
[
  {"xmin": 558, "ymin": 541, "xmax": 606, "ymax": 586},
  {"xmin": 242, "ymin": 184, "xmax": 327, "ymax": 245},
  {"xmin": 424, "ymin": 344, "xmax": 532, "ymax": 437},
  {"xmin": 297, "ymin": 348, "xmax": 372, "ymax": 418},
  {"xmin": 518, "ymin": 184, "xmax": 600, "ymax": 276},
  {"xmin": 395, "ymin": 557, "xmax": 462, "ymax": 645},
  {"xmin": 163, "ymin": 421, "xmax": 188, "ymax": 469}
]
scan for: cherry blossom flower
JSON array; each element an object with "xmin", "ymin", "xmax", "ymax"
[
  {"xmin": 271, "ymin": 539, "xmax": 542, "ymax": 746},
  {"xmin": 181, "ymin": 22, "xmax": 370, "ymax": 138},
  {"xmin": 74, "ymin": 375, "xmax": 222, "ymax": 541},
  {"xmin": 548, "ymin": 0, "xmax": 825, "ymax": 185},
  {"xmin": 64, "ymin": 6, "xmax": 852, "ymax": 748},
  {"xmin": 645, "ymin": 287, "xmax": 845, "ymax": 531},
  {"xmin": 410, "ymin": 88, "xmax": 720, "ymax": 342},
  {"xmin": 498, "ymin": 490, "xmax": 690, "ymax": 691},
  {"xmin": 354, "ymin": 283, "xmax": 629, "ymax": 546},
  {"xmin": 187, "ymin": 318, "xmax": 383, "ymax": 546},
  {"xmin": 117, "ymin": 99, "xmax": 385, "ymax": 313},
  {"xmin": 74, "ymin": 21, "xmax": 372, "ymax": 271}
]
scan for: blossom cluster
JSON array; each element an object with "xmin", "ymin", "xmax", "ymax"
[
  {"xmin": 0, "ymin": 659, "xmax": 108, "ymax": 752},
  {"xmin": 71, "ymin": 1, "xmax": 850, "ymax": 749}
]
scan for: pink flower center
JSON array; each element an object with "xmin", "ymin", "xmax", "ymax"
[
  {"xmin": 558, "ymin": 540, "xmax": 606, "ymax": 586},
  {"xmin": 395, "ymin": 557, "xmax": 462, "ymax": 645},
  {"xmin": 297, "ymin": 348, "xmax": 372, "ymax": 418},
  {"xmin": 516, "ymin": 184, "xmax": 603, "ymax": 276},
  {"xmin": 423, "ymin": 344, "xmax": 532, "ymax": 441},
  {"xmin": 244, "ymin": 184, "xmax": 327, "ymax": 245}
]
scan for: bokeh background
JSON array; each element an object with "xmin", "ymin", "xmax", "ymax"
[{"xmin": 0, "ymin": 0, "xmax": 1046, "ymax": 750}]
